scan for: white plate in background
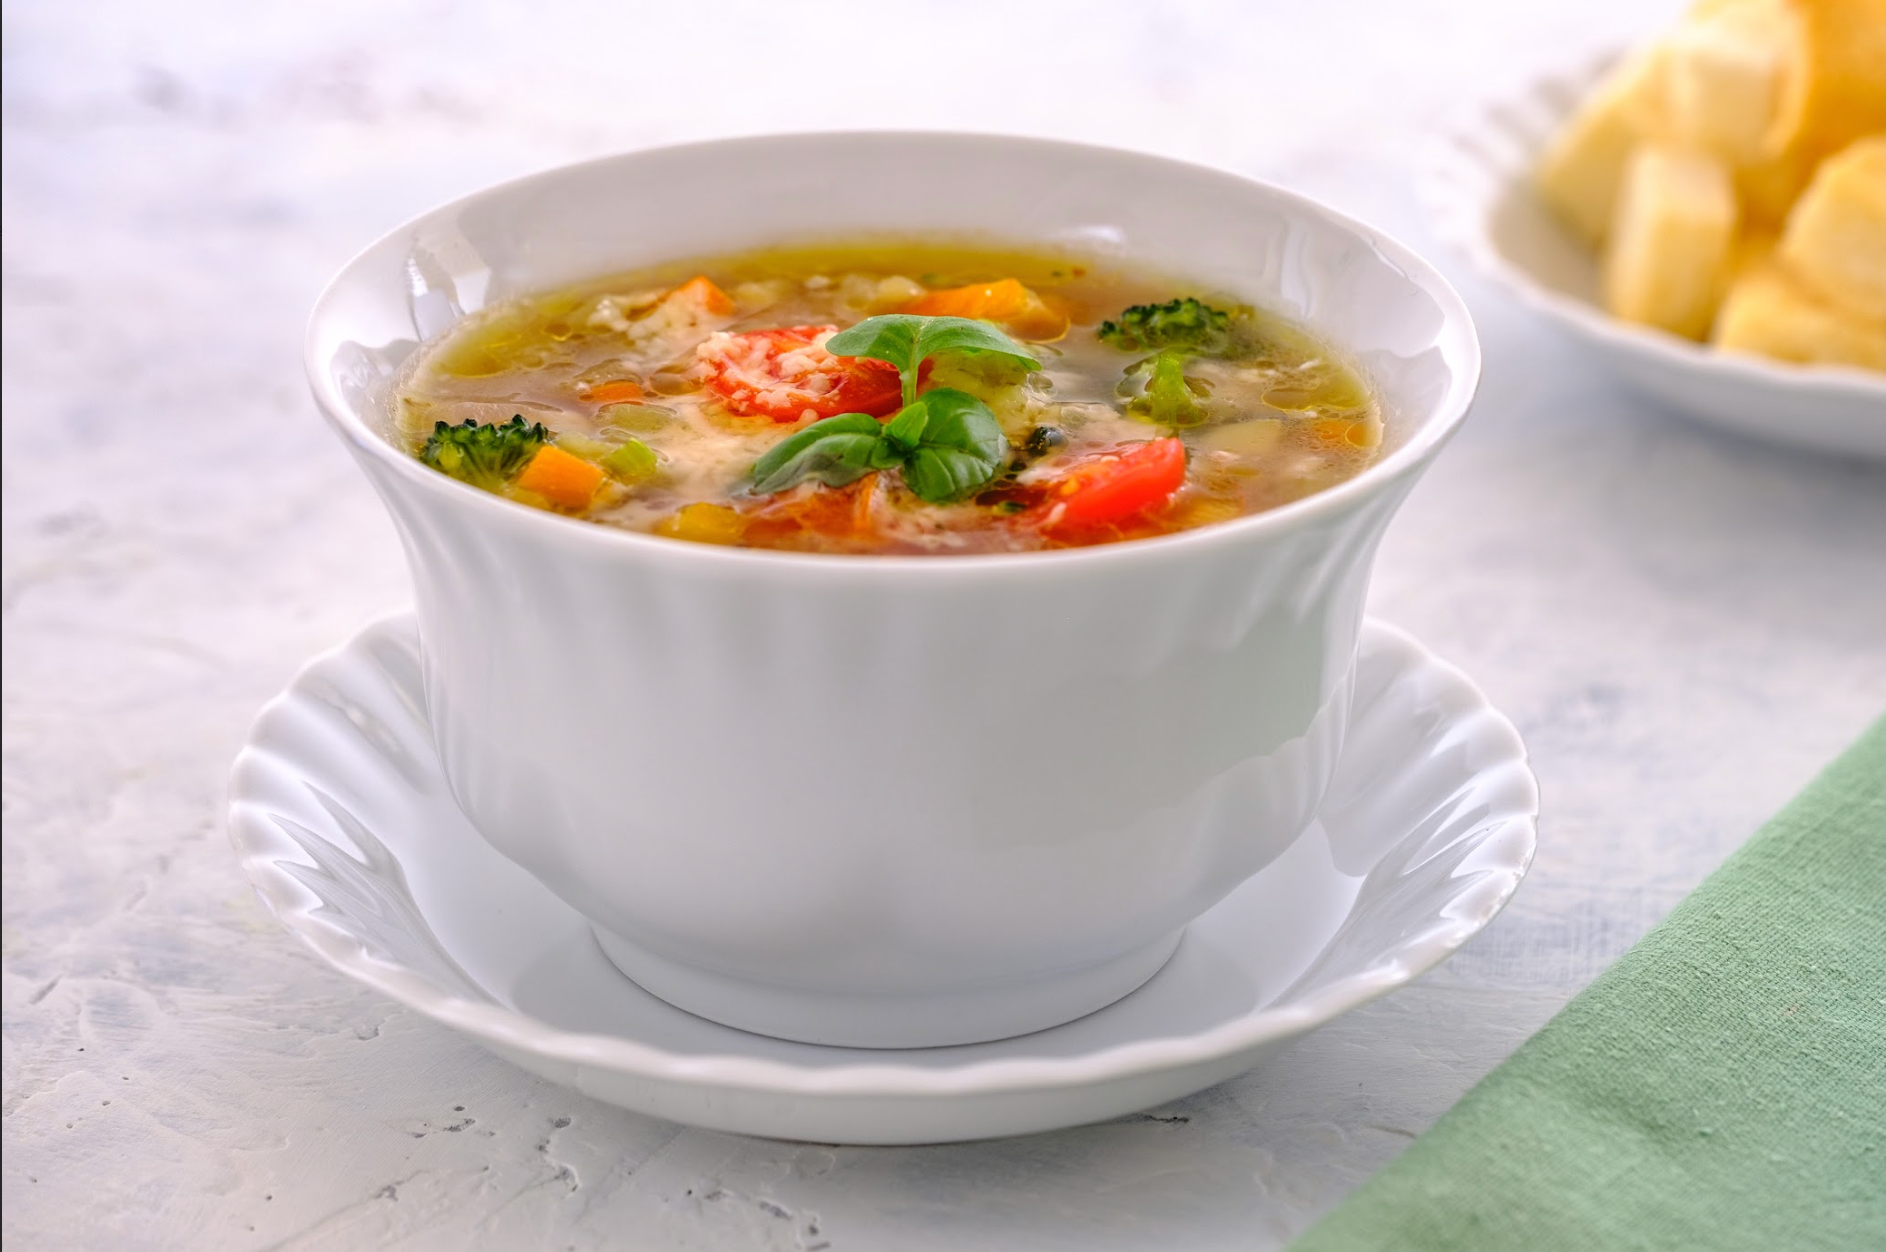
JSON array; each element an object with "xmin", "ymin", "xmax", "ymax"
[{"xmin": 1425, "ymin": 54, "xmax": 1886, "ymax": 461}]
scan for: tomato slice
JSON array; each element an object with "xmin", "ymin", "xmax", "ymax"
[
  {"xmin": 695, "ymin": 325, "xmax": 904, "ymax": 422},
  {"xmin": 1032, "ymin": 438, "xmax": 1188, "ymax": 531}
]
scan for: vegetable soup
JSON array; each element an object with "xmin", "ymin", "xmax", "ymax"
[{"xmin": 394, "ymin": 242, "xmax": 1384, "ymax": 555}]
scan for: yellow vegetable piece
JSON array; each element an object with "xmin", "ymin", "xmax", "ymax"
[{"xmin": 654, "ymin": 503, "xmax": 747, "ymax": 546}]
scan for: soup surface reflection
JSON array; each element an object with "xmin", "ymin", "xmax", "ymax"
[{"xmin": 395, "ymin": 242, "xmax": 1384, "ymax": 554}]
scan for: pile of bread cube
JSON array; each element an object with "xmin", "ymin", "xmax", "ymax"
[{"xmin": 1534, "ymin": 0, "xmax": 1885, "ymax": 372}]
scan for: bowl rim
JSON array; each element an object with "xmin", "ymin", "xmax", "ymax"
[
  {"xmin": 1424, "ymin": 50, "xmax": 1886, "ymax": 403},
  {"xmin": 306, "ymin": 130, "xmax": 1483, "ymax": 572}
]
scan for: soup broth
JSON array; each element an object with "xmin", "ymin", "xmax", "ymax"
[{"xmin": 394, "ymin": 242, "xmax": 1383, "ymax": 555}]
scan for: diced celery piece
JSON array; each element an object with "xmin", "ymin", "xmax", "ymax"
[{"xmin": 601, "ymin": 438, "xmax": 659, "ymax": 482}]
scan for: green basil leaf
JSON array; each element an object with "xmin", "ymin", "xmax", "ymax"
[
  {"xmin": 867, "ymin": 438, "xmax": 907, "ymax": 471},
  {"xmin": 882, "ymin": 401, "xmax": 931, "ymax": 453},
  {"xmin": 749, "ymin": 412, "xmax": 886, "ymax": 494},
  {"xmin": 828, "ymin": 314, "xmax": 1040, "ymax": 407},
  {"xmin": 905, "ymin": 445, "xmax": 1001, "ymax": 504},
  {"xmin": 896, "ymin": 388, "xmax": 1008, "ymax": 503},
  {"xmin": 825, "ymin": 314, "xmax": 924, "ymax": 371},
  {"xmin": 825, "ymin": 315, "xmax": 925, "ymax": 403},
  {"xmin": 911, "ymin": 317, "xmax": 1041, "ymax": 377}
]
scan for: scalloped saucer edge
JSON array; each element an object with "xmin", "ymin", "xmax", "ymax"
[{"xmin": 227, "ymin": 613, "xmax": 1537, "ymax": 1144}]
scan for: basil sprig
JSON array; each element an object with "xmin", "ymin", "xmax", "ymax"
[
  {"xmin": 751, "ymin": 388, "xmax": 1007, "ymax": 502},
  {"xmin": 749, "ymin": 314, "xmax": 1039, "ymax": 503},
  {"xmin": 826, "ymin": 314, "xmax": 1040, "ymax": 408},
  {"xmin": 750, "ymin": 412, "xmax": 891, "ymax": 494}
]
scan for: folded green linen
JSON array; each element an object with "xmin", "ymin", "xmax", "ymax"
[{"xmin": 1289, "ymin": 716, "xmax": 1886, "ymax": 1252}]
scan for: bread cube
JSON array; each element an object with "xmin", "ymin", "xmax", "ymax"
[
  {"xmin": 1772, "ymin": 0, "xmax": 1886, "ymax": 160},
  {"xmin": 1736, "ymin": 146, "xmax": 1817, "ymax": 228},
  {"xmin": 1654, "ymin": 2, "xmax": 1795, "ymax": 163},
  {"xmin": 1777, "ymin": 136, "xmax": 1886, "ymax": 320},
  {"xmin": 1603, "ymin": 146, "xmax": 1740, "ymax": 339},
  {"xmin": 1714, "ymin": 257, "xmax": 1886, "ymax": 369},
  {"xmin": 1535, "ymin": 61, "xmax": 1652, "ymax": 245},
  {"xmin": 1728, "ymin": 226, "xmax": 1780, "ymax": 280}
]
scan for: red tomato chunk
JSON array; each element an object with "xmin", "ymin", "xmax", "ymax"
[
  {"xmin": 696, "ymin": 326, "xmax": 904, "ymax": 422},
  {"xmin": 1035, "ymin": 438, "xmax": 1188, "ymax": 532}
]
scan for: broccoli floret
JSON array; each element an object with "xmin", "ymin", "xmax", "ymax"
[
  {"xmin": 420, "ymin": 416, "xmax": 548, "ymax": 490},
  {"xmin": 1120, "ymin": 350, "xmax": 1210, "ymax": 427},
  {"xmin": 1097, "ymin": 298, "xmax": 1233, "ymax": 353}
]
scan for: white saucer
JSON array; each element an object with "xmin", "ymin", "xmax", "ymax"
[
  {"xmin": 228, "ymin": 614, "xmax": 1537, "ymax": 1145},
  {"xmin": 1424, "ymin": 53, "xmax": 1886, "ymax": 462}
]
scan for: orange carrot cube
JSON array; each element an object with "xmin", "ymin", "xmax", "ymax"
[
  {"xmin": 673, "ymin": 275, "xmax": 735, "ymax": 316},
  {"xmin": 514, "ymin": 444, "xmax": 605, "ymax": 509},
  {"xmin": 585, "ymin": 379, "xmax": 644, "ymax": 404}
]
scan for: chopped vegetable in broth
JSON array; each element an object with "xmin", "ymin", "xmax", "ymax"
[{"xmin": 394, "ymin": 242, "xmax": 1384, "ymax": 554}]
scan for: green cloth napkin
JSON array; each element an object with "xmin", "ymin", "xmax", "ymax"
[{"xmin": 1290, "ymin": 716, "xmax": 1886, "ymax": 1252}]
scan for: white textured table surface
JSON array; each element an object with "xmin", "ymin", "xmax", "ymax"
[{"xmin": 5, "ymin": 2, "xmax": 1884, "ymax": 1248}]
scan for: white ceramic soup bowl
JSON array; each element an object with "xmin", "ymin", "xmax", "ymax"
[{"xmin": 307, "ymin": 133, "xmax": 1480, "ymax": 1048}]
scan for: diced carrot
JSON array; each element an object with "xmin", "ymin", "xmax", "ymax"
[
  {"xmin": 514, "ymin": 444, "xmax": 605, "ymax": 510},
  {"xmin": 673, "ymin": 275, "xmax": 735, "ymax": 316},
  {"xmin": 905, "ymin": 278, "xmax": 1068, "ymax": 340},
  {"xmin": 585, "ymin": 379, "xmax": 644, "ymax": 404},
  {"xmin": 906, "ymin": 278, "xmax": 1037, "ymax": 320}
]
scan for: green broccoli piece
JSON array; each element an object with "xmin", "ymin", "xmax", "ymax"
[
  {"xmin": 1097, "ymin": 298, "xmax": 1233, "ymax": 353},
  {"xmin": 1121, "ymin": 349, "xmax": 1210, "ymax": 427},
  {"xmin": 419, "ymin": 416, "xmax": 549, "ymax": 490}
]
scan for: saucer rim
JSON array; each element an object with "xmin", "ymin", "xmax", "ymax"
[{"xmin": 227, "ymin": 613, "xmax": 1538, "ymax": 1101}]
